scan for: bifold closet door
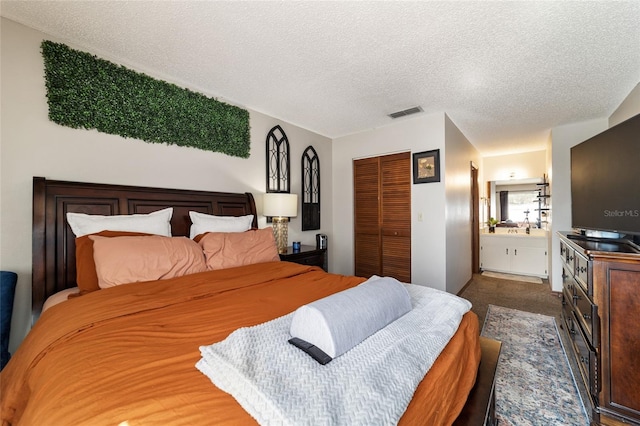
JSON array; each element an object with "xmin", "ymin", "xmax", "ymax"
[
  {"xmin": 353, "ymin": 152, "xmax": 411, "ymax": 282},
  {"xmin": 380, "ymin": 152, "xmax": 411, "ymax": 283},
  {"xmin": 354, "ymin": 157, "xmax": 381, "ymax": 278}
]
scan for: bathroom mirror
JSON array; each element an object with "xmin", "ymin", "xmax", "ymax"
[{"xmin": 486, "ymin": 177, "xmax": 548, "ymax": 228}]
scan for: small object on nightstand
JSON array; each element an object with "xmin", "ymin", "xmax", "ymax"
[
  {"xmin": 292, "ymin": 241, "xmax": 301, "ymax": 252},
  {"xmin": 316, "ymin": 234, "xmax": 327, "ymax": 249}
]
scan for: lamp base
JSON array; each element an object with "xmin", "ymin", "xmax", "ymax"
[{"xmin": 272, "ymin": 217, "xmax": 289, "ymax": 254}]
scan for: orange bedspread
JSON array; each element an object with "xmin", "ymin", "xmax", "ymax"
[{"xmin": 1, "ymin": 262, "xmax": 480, "ymax": 425}]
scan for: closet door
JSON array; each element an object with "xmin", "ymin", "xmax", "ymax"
[
  {"xmin": 353, "ymin": 152, "xmax": 411, "ymax": 282},
  {"xmin": 380, "ymin": 152, "xmax": 411, "ymax": 283},
  {"xmin": 354, "ymin": 157, "xmax": 381, "ymax": 278}
]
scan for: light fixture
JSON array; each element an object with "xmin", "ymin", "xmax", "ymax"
[{"xmin": 263, "ymin": 193, "xmax": 298, "ymax": 254}]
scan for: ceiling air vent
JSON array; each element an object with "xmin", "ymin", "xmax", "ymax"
[{"xmin": 388, "ymin": 106, "xmax": 423, "ymax": 119}]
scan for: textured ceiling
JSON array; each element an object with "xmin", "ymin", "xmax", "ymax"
[{"xmin": 2, "ymin": 1, "xmax": 639, "ymax": 155}]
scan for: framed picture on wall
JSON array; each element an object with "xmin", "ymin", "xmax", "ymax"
[{"xmin": 413, "ymin": 149, "xmax": 440, "ymax": 184}]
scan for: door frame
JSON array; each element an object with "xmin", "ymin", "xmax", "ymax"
[{"xmin": 471, "ymin": 162, "xmax": 480, "ymax": 273}]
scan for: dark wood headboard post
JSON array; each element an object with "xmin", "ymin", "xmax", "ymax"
[
  {"xmin": 31, "ymin": 177, "xmax": 258, "ymax": 323},
  {"xmin": 32, "ymin": 177, "xmax": 47, "ymax": 325}
]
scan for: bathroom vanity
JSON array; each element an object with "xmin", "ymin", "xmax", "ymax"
[{"xmin": 480, "ymin": 229, "xmax": 549, "ymax": 278}]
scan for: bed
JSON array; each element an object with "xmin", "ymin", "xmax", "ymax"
[{"xmin": 1, "ymin": 177, "xmax": 490, "ymax": 425}]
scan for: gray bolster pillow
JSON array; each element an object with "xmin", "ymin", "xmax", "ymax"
[{"xmin": 289, "ymin": 276, "xmax": 412, "ymax": 360}]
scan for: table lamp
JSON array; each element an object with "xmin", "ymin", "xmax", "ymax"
[{"xmin": 263, "ymin": 193, "xmax": 298, "ymax": 253}]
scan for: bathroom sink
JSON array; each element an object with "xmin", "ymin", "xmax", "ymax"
[{"xmin": 484, "ymin": 228, "xmax": 548, "ymax": 237}]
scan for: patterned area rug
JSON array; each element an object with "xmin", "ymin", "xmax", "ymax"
[
  {"xmin": 481, "ymin": 305, "xmax": 588, "ymax": 425},
  {"xmin": 481, "ymin": 271, "xmax": 543, "ymax": 284}
]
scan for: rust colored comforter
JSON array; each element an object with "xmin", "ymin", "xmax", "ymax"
[{"xmin": 1, "ymin": 262, "xmax": 480, "ymax": 425}]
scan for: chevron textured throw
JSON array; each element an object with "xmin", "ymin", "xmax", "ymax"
[{"xmin": 196, "ymin": 283, "xmax": 471, "ymax": 426}]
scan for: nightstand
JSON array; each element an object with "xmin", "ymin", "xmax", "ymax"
[{"xmin": 279, "ymin": 245, "xmax": 327, "ymax": 271}]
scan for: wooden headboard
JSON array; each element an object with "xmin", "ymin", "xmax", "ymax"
[{"xmin": 32, "ymin": 177, "xmax": 258, "ymax": 322}]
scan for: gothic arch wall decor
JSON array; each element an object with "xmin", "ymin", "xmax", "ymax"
[
  {"xmin": 301, "ymin": 145, "xmax": 320, "ymax": 230},
  {"xmin": 265, "ymin": 125, "xmax": 290, "ymax": 193}
]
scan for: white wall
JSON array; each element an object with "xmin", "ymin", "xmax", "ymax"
[
  {"xmin": 332, "ymin": 113, "xmax": 447, "ymax": 288},
  {"xmin": 609, "ymin": 83, "xmax": 640, "ymax": 126},
  {"xmin": 0, "ymin": 18, "xmax": 332, "ymax": 352},
  {"xmin": 444, "ymin": 115, "xmax": 480, "ymax": 294},
  {"xmin": 549, "ymin": 118, "xmax": 608, "ymax": 292},
  {"xmin": 332, "ymin": 112, "xmax": 479, "ymax": 293},
  {"xmin": 544, "ymin": 132, "xmax": 553, "ymax": 214},
  {"xmin": 545, "ymin": 132, "xmax": 553, "ymax": 278},
  {"xmin": 482, "ymin": 150, "xmax": 547, "ymax": 187}
]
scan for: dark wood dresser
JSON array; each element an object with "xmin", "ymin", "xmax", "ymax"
[{"xmin": 559, "ymin": 232, "xmax": 640, "ymax": 426}]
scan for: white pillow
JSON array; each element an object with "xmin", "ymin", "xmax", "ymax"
[
  {"xmin": 66, "ymin": 208, "xmax": 173, "ymax": 237},
  {"xmin": 189, "ymin": 211, "xmax": 254, "ymax": 239}
]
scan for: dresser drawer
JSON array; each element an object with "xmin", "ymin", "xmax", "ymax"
[
  {"xmin": 295, "ymin": 254, "xmax": 324, "ymax": 267},
  {"xmin": 279, "ymin": 246, "xmax": 327, "ymax": 271},
  {"xmin": 560, "ymin": 239, "xmax": 568, "ymax": 261},
  {"xmin": 561, "ymin": 242, "xmax": 575, "ymax": 270},
  {"xmin": 562, "ymin": 265, "xmax": 575, "ymax": 295},
  {"xmin": 561, "ymin": 288, "xmax": 575, "ymax": 339},
  {"xmin": 573, "ymin": 281, "xmax": 598, "ymax": 347},
  {"xmin": 572, "ymin": 315, "xmax": 598, "ymax": 403},
  {"xmin": 574, "ymin": 251, "xmax": 591, "ymax": 296}
]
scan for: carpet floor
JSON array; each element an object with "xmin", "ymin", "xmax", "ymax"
[
  {"xmin": 481, "ymin": 305, "xmax": 588, "ymax": 426},
  {"xmin": 458, "ymin": 273, "xmax": 562, "ymax": 329}
]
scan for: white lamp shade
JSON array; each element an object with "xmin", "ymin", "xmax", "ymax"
[{"xmin": 263, "ymin": 193, "xmax": 298, "ymax": 217}]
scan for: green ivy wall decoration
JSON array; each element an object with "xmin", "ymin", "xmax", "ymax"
[{"xmin": 41, "ymin": 41, "xmax": 251, "ymax": 158}]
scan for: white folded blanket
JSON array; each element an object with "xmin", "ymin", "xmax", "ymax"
[
  {"xmin": 289, "ymin": 276, "xmax": 412, "ymax": 360},
  {"xmin": 196, "ymin": 282, "xmax": 472, "ymax": 426}
]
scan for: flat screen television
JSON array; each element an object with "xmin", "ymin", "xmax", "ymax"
[{"xmin": 571, "ymin": 113, "xmax": 640, "ymax": 241}]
